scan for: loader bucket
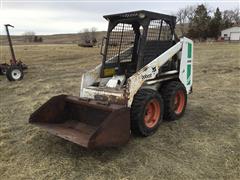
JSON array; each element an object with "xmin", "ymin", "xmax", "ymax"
[{"xmin": 29, "ymin": 95, "xmax": 130, "ymax": 148}]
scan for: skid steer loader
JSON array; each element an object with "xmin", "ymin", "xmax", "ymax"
[{"xmin": 29, "ymin": 10, "xmax": 193, "ymax": 149}]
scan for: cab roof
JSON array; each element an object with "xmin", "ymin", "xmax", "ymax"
[{"xmin": 103, "ymin": 10, "xmax": 176, "ymax": 24}]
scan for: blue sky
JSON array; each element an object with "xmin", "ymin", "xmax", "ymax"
[{"xmin": 0, "ymin": 0, "xmax": 239, "ymax": 35}]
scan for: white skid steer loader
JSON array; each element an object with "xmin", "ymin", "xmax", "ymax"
[{"xmin": 29, "ymin": 10, "xmax": 193, "ymax": 149}]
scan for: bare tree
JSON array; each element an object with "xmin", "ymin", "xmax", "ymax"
[
  {"xmin": 23, "ymin": 31, "xmax": 35, "ymax": 42},
  {"xmin": 186, "ymin": 5, "xmax": 196, "ymax": 21},
  {"xmin": 233, "ymin": 8, "xmax": 240, "ymax": 25},
  {"xmin": 222, "ymin": 10, "xmax": 235, "ymax": 28},
  {"xmin": 79, "ymin": 27, "xmax": 97, "ymax": 47},
  {"xmin": 221, "ymin": 8, "xmax": 239, "ymax": 27},
  {"xmin": 91, "ymin": 27, "xmax": 97, "ymax": 45},
  {"xmin": 176, "ymin": 8, "xmax": 188, "ymax": 36},
  {"xmin": 81, "ymin": 28, "xmax": 91, "ymax": 43},
  {"xmin": 176, "ymin": 5, "xmax": 195, "ymax": 36}
]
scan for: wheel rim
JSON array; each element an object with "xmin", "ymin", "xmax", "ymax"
[
  {"xmin": 174, "ymin": 90, "xmax": 185, "ymax": 114},
  {"xmin": 144, "ymin": 99, "xmax": 160, "ymax": 128},
  {"xmin": 11, "ymin": 69, "xmax": 21, "ymax": 80}
]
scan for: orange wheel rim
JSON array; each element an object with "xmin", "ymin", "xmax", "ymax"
[
  {"xmin": 144, "ymin": 99, "xmax": 160, "ymax": 128},
  {"xmin": 174, "ymin": 90, "xmax": 185, "ymax": 114}
]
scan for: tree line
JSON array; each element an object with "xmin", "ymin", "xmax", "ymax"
[{"xmin": 176, "ymin": 4, "xmax": 239, "ymax": 40}]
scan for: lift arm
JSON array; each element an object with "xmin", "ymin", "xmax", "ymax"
[{"xmin": 127, "ymin": 37, "xmax": 193, "ymax": 107}]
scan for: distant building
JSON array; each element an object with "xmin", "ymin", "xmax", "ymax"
[{"xmin": 221, "ymin": 27, "xmax": 240, "ymax": 41}]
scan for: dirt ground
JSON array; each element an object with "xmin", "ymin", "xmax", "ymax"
[{"xmin": 0, "ymin": 42, "xmax": 239, "ymax": 179}]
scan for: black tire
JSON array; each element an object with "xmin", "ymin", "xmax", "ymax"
[
  {"xmin": 0, "ymin": 64, "xmax": 9, "ymax": 75},
  {"xmin": 0, "ymin": 67, "xmax": 7, "ymax": 75},
  {"xmin": 130, "ymin": 89, "xmax": 164, "ymax": 136},
  {"xmin": 160, "ymin": 81, "xmax": 187, "ymax": 121},
  {"xmin": 6, "ymin": 65, "xmax": 24, "ymax": 81}
]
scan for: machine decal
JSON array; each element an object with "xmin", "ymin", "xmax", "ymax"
[
  {"xmin": 152, "ymin": 67, "xmax": 156, "ymax": 72},
  {"xmin": 188, "ymin": 43, "xmax": 192, "ymax": 58},
  {"xmin": 142, "ymin": 74, "xmax": 152, "ymax": 80},
  {"xmin": 187, "ymin": 64, "xmax": 191, "ymax": 85}
]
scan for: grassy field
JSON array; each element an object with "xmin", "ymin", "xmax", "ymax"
[{"xmin": 0, "ymin": 42, "xmax": 240, "ymax": 179}]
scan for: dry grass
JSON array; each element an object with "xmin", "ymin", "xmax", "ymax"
[{"xmin": 0, "ymin": 42, "xmax": 240, "ymax": 179}]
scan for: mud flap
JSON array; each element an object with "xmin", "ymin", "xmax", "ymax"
[{"xmin": 29, "ymin": 95, "xmax": 130, "ymax": 148}]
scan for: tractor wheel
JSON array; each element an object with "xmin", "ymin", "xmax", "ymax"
[
  {"xmin": 6, "ymin": 65, "xmax": 24, "ymax": 81},
  {"xmin": 160, "ymin": 81, "xmax": 187, "ymax": 121},
  {"xmin": 0, "ymin": 64, "xmax": 9, "ymax": 75},
  {"xmin": 130, "ymin": 89, "xmax": 164, "ymax": 136},
  {"xmin": 0, "ymin": 67, "xmax": 7, "ymax": 75}
]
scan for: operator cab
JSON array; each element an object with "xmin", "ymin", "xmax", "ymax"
[{"xmin": 100, "ymin": 10, "xmax": 177, "ymax": 78}]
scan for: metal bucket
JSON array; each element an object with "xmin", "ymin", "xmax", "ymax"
[{"xmin": 29, "ymin": 95, "xmax": 130, "ymax": 148}]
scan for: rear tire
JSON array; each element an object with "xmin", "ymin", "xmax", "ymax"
[
  {"xmin": 0, "ymin": 67, "xmax": 7, "ymax": 75},
  {"xmin": 130, "ymin": 89, "xmax": 164, "ymax": 136},
  {"xmin": 6, "ymin": 65, "xmax": 24, "ymax": 81},
  {"xmin": 0, "ymin": 64, "xmax": 9, "ymax": 75},
  {"xmin": 160, "ymin": 81, "xmax": 187, "ymax": 121}
]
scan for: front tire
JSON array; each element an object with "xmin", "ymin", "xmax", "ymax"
[
  {"xmin": 130, "ymin": 89, "xmax": 164, "ymax": 136},
  {"xmin": 160, "ymin": 81, "xmax": 187, "ymax": 121},
  {"xmin": 6, "ymin": 65, "xmax": 24, "ymax": 81}
]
